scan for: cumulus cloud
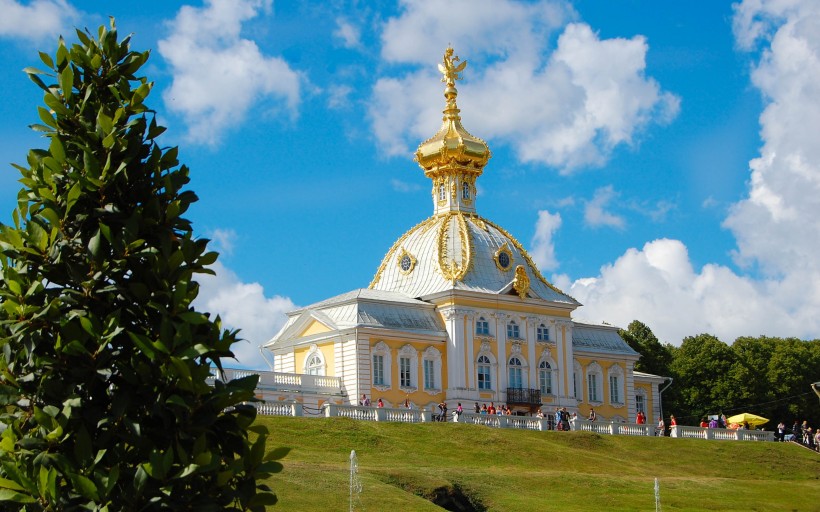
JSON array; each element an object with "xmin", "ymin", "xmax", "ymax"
[
  {"xmin": 530, "ymin": 210, "xmax": 562, "ymax": 271},
  {"xmin": 371, "ymin": 0, "xmax": 678, "ymax": 172},
  {"xmin": 159, "ymin": 0, "xmax": 301, "ymax": 145},
  {"xmin": 196, "ymin": 260, "xmax": 296, "ymax": 370},
  {"xmin": 564, "ymin": 0, "xmax": 820, "ymax": 344},
  {"xmin": 584, "ymin": 185, "xmax": 625, "ymax": 229},
  {"xmin": 0, "ymin": 0, "xmax": 78, "ymax": 43},
  {"xmin": 334, "ymin": 17, "xmax": 361, "ymax": 48}
]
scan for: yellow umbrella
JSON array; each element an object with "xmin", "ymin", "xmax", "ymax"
[{"xmin": 726, "ymin": 413, "xmax": 769, "ymax": 427}]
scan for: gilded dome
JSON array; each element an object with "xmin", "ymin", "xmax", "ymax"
[
  {"xmin": 369, "ymin": 212, "xmax": 578, "ymax": 305},
  {"xmin": 370, "ymin": 47, "xmax": 577, "ymax": 307}
]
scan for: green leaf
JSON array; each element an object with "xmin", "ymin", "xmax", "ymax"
[
  {"xmin": 38, "ymin": 51, "xmax": 55, "ymax": 70},
  {"xmin": 0, "ymin": 489, "xmax": 36, "ymax": 504},
  {"xmin": 128, "ymin": 332, "xmax": 156, "ymax": 360},
  {"xmin": 6, "ymin": 279, "xmax": 22, "ymax": 296},
  {"xmin": 0, "ymin": 477, "xmax": 27, "ymax": 492},
  {"xmin": 68, "ymin": 472, "xmax": 99, "ymax": 501},
  {"xmin": 59, "ymin": 64, "xmax": 74, "ymax": 100},
  {"xmin": 38, "ymin": 106, "xmax": 57, "ymax": 128}
]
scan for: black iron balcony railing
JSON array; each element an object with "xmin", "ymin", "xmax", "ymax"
[{"xmin": 505, "ymin": 387, "xmax": 541, "ymax": 405}]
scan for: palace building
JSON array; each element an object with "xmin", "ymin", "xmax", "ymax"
[{"xmin": 263, "ymin": 48, "xmax": 665, "ymax": 423}]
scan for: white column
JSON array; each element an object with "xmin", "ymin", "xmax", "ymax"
[
  {"xmin": 465, "ymin": 311, "xmax": 476, "ymax": 391},
  {"xmin": 494, "ymin": 312, "xmax": 508, "ymax": 401},
  {"xmin": 441, "ymin": 307, "xmax": 469, "ymax": 394},
  {"xmin": 526, "ymin": 316, "xmax": 538, "ymax": 389},
  {"xmin": 557, "ymin": 320, "xmax": 574, "ymax": 405},
  {"xmin": 552, "ymin": 319, "xmax": 564, "ymax": 398}
]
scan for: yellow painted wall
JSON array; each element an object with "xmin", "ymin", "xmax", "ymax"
[
  {"xmin": 368, "ymin": 338, "xmax": 446, "ymax": 406},
  {"xmin": 293, "ymin": 342, "xmax": 336, "ymax": 376},
  {"xmin": 299, "ymin": 320, "xmax": 332, "ymax": 337},
  {"xmin": 573, "ymin": 357, "xmax": 629, "ymax": 420}
]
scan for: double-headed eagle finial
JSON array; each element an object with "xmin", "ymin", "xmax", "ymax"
[{"xmin": 438, "ymin": 46, "xmax": 467, "ymax": 86}]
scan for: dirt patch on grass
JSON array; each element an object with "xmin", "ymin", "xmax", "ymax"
[{"xmin": 379, "ymin": 473, "xmax": 486, "ymax": 511}]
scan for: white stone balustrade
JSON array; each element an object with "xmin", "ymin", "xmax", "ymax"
[
  {"xmin": 670, "ymin": 425, "xmax": 774, "ymax": 441},
  {"xmin": 324, "ymin": 404, "xmax": 433, "ymax": 423},
  {"xmin": 211, "ymin": 368, "xmax": 344, "ymax": 396}
]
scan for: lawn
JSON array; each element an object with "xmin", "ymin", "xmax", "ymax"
[{"xmin": 258, "ymin": 416, "xmax": 819, "ymax": 511}]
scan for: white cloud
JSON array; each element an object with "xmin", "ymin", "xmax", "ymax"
[
  {"xmin": 333, "ymin": 17, "xmax": 361, "ymax": 48},
  {"xmin": 327, "ymin": 84, "xmax": 353, "ymax": 110},
  {"xmin": 371, "ymin": 0, "xmax": 678, "ymax": 172},
  {"xmin": 196, "ymin": 260, "xmax": 296, "ymax": 370},
  {"xmin": 564, "ymin": 0, "xmax": 820, "ymax": 345},
  {"xmin": 584, "ymin": 185, "xmax": 625, "ymax": 229},
  {"xmin": 159, "ymin": 0, "xmax": 301, "ymax": 145},
  {"xmin": 530, "ymin": 210, "xmax": 561, "ymax": 271},
  {"xmin": 0, "ymin": 0, "xmax": 77, "ymax": 43},
  {"xmin": 391, "ymin": 178, "xmax": 421, "ymax": 193},
  {"xmin": 208, "ymin": 228, "xmax": 237, "ymax": 255}
]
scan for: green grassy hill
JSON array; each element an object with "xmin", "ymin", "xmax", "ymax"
[{"xmin": 259, "ymin": 416, "xmax": 819, "ymax": 511}]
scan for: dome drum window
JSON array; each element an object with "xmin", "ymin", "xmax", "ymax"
[
  {"xmin": 396, "ymin": 247, "xmax": 417, "ymax": 275},
  {"xmin": 494, "ymin": 243, "xmax": 513, "ymax": 272}
]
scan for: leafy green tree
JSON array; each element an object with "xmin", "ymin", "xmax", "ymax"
[
  {"xmin": 619, "ymin": 320, "xmax": 673, "ymax": 377},
  {"xmin": 668, "ymin": 333, "xmax": 739, "ymax": 424},
  {"xmin": 0, "ymin": 21, "xmax": 282, "ymax": 510}
]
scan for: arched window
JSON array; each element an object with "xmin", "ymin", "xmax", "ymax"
[
  {"xmin": 475, "ymin": 316, "xmax": 489, "ymax": 336},
  {"xmin": 508, "ymin": 357, "xmax": 523, "ymax": 388},
  {"xmin": 438, "ymin": 184, "xmax": 446, "ymax": 201},
  {"xmin": 372, "ymin": 341, "xmax": 392, "ymax": 389},
  {"xmin": 587, "ymin": 362, "xmax": 603, "ymax": 403},
  {"xmin": 538, "ymin": 360, "xmax": 553, "ymax": 395},
  {"xmin": 398, "ymin": 345, "xmax": 419, "ymax": 391},
  {"xmin": 306, "ymin": 354, "xmax": 323, "ymax": 376},
  {"xmin": 608, "ymin": 364, "xmax": 625, "ymax": 405},
  {"xmin": 573, "ymin": 360, "xmax": 582, "ymax": 400},
  {"xmin": 462, "ymin": 182, "xmax": 470, "ymax": 199},
  {"xmin": 304, "ymin": 345, "xmax": 325, "ymax": 376},
  {"xmin": 507, "ymin": 321, "xmax": 520, "ymax": 340},
  {"xmin": 422, "ymin": 346, "xmax": 442, "ymax": 392},
  {"xmin": 537, "ymin": 324, "xmax": 549, "ymax": 341},
  {"xmin": 477, "ymin": 355, "xmax": 492, "ymax": 390}
]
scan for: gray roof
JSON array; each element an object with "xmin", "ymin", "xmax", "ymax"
[
  {"xmin": 269, "ymin": 288, "xmax": 446, "ymax": 345},
  {"xmin": 572, "ymin": 322, "xmax": 639, "ymax": 356}
]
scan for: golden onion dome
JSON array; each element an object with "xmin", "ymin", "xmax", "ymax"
[{"xmin": 416, "ymin": 47, "xmax": 491, "ymax": 216}]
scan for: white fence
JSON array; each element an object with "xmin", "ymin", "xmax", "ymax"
[
  {"xmin": 210, "ymin": 368, "xmax": 343, "ymax": 396},
  {"xmin": 670, "ymin": 425, "xmax": 774, "ymax": 441},
  {"xmin": 249, "ymin": 402, "xmax": 776, "ymax": 443}
]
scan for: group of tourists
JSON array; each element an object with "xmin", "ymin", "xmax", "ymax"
[
  {"xmin": 473, "ymin": 401, "xmax": 514, "ymax": 416},
  {"xmin": 777, "ymin": 420, "xmax": 819, "ymax": 449}
]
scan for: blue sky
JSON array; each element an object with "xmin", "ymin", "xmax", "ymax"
[{"xmin": 2, "ymin": 0, "xmax": 819, "ymax": 369}]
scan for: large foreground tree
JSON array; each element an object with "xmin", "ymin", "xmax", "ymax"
[{"xmin": 0, "ymin": 21, "xmax": 281, "ymax": 510}]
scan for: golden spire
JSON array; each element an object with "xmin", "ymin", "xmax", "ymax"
[{"xmin": 415, "ymin": 46, "xmax": 491, "ymax": 215}]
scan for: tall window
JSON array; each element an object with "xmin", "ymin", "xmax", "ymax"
[
  {"xmin": 307, "ymin": 354, "xmax": 323, "ymax": 375},
  {"xmin": 507, "ymin": 321, "xmax": 520, "ymax": 340},
  {"xmin": 438, "ymin": 184, "xmax": 446, "ymax": 201},
  {"xmin": 610, "ymin": 375, "xmax": 620, "ymax": 404},
  {"xmin": 588, "ymin": 373, "xmax": 599, "ymax": 402},
  {"xmin": 477, "ymin": 355, "xmax": 492, "ymax": 390},
  {"xmin": 539, "ymin": 361, "xmax": 552, "ymax": 395},
  {"xmin": 537, "ymin": 324, "xmax": 549, "ymax": 341},
  {"xmin": 508, "ymin": 357, "xmax": 523, "ymax": 388},
  {"xmin": 400, "ymin": 357, "xmax": 412, "ymax": 388},
  {"xmin": 462, "ymin": 182, "xmax": 470, "ymax": 199},
  {"xmin": 424, "ymin": 359, "xmax": 435, "ymax": 390},
  {"xmin": 475, "ymin": 316, "xmax": 489, "ymax": 336},
  {"xmin": 373, "ymin": 354, "xmax": 385, "ymax": 385},
  {"xmin": 635, "ymin": 394, "xmax": 645, "ymax": 415}
]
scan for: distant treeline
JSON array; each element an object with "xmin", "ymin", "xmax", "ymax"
[{"xmin": 620, "ymin": 321, "xmax": 820, "ymax": 428}]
